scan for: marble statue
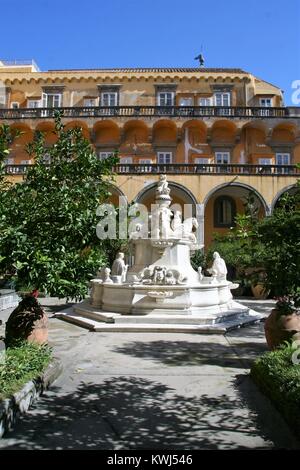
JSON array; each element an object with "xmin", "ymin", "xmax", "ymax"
[
  {"xmin": 103, "ymin": 267, "xmax": 113, "ymax": 284},
  {"xmin": 111, "ymin": 252, "xmax": 128, "ymax": 282},
  {"xmin": 208, "ymin": 252, "xmax": 227, "ymax": 281},
  {"xmin": 156, "ymin": 174, "xmax": 170, "ymax": 196},
  {"xmin": 198, "ymin": 266, "xmax": 203, "ymax": 281}
]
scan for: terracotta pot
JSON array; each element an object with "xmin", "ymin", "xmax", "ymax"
[
  {"xmin": 251, "ymin": 283, "xmax": 270, "ymax": 300},
  {"xmin": 5, "ymin": 296, "xmax": 48, "ymax": 347},
  {"xmin": 27, "ymin": 311, "xmax": 48, "ymax": 345},
  {"xmin": 264, "ymin": 309, "xmax": 300, "ymax": 349}
]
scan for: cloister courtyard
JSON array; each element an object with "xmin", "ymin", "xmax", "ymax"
[{"xmin": 0, "ymin": 297, "xmax": 299, "ymax": 450}]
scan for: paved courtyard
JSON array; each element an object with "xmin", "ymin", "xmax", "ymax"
[{"xmin": 0, "ymin": 298, "xmax": 299, "ymax": 450}]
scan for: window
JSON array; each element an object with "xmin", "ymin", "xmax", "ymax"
[
  {"xmin": 27, "ymin": 99, "xmax": 41, "ymax": 108},
  {"xmin": 259, "ymin": 98, "xmax": 273, "ymax": 116},
  {"xmin": 215, "ymin": 152, "xmax": 230, "ymax": 173},
  {"xmin": 41, "ymin": 93, "xmax": 62, "ymax": 116},
  {"xmin": 98, "ymin": 152, "xmax": 114, "ymax": 160},
  {"xmin": 11, "ymin": 102, "xmax": 19, "ymax": 109},
  {"xmin": 157, "ymin": 152, "xmax": 172, "ymax": 164},
  {"xmin": 84, "ymin": 98, "xmax": 97, "ymax": 107},
  {"xmin": 118, "ymin": 157, "xmax": 133, "ymax": 173},
  {"xmin": 194, "ymin": 157, "xmax": 210, "ymax": 172},
  {"xmin": 214, "ymin": 196, "xmax": 236, "ymax": 228},
  {"xmin": 120, "ymin": 157, "xmax": 133, "ymax": 164},
  {"xmin": 158, "ymin": 92, "xmax": 174, "ymax": 106},
  {"xmin": 4, "ymin": 158, "xmax": 14, "ymax": 165},
  {"xmin": 42, "ymin": 93, "xmax": 62, "ymax": 108},
  {"xmin": 0, "ymin": 94, "xmax": 6, "ymax": 107},
  {"xmin": 199, "ymin": 97, "xmax": 212, "ymax": 106},
  {"xmin": 215, "ymin": 152, "xmax": 230, "ymax": 164},
  {"xmin": 179, "ymin": 97, "xmax": 193, "ymax": 106},
  {"xmin": 260, "ymin": 98, "xmax": 272, "ymax": 107},
  {"xmin": 139, "ymin": 158, "xmax": 152, "ymax": 172},
  {"xmin": 214, "ymin": 92, "xmax": 231, "ymax": 115},
  {"xmin": 258, "ymin": 158, "xmax": 272, "ymax": 165},
  {"xmin": 21, "ymin": 159, "xmax": 32, "ymax": 165},
  {"xmin": 214, "ymin": 92, "xmax": 230, "ymax": 107},
  {"xmin": 257, "ymin": 158, "xmax": 272, "ymax": 174},
  {"xmin": 275, "ymin": 153, "xmax": 291, "ymax": 174},
  {"xmin": 101, "ymin": 93, "xmax": 117, "ymax": 106}
]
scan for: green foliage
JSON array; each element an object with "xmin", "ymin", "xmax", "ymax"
[
  {"xmin": 0, "ymin": 342, "xmax": 51, "ymax": 400},
  {"xmin": 208, "ymin": 186, "xmax": 299, "ymax": 300},
  {"xmin": 254, "ymin": 190, "xmax": 300, "ymax": 305},
  {"xmin": 251, "ymin": 343, "xmax": 300, "ymax": 438},
  {"xmin": 190, "ymin": 249, "xmax": 207, "ymax": 271},
  {"xmin": 0, "ymin": 113, "xmax": 119, "ymax": 299}
]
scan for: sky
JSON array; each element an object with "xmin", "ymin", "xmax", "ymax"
[{"xmin": 0, "ymin": 0, "xmax": 299, "ymax": 104}]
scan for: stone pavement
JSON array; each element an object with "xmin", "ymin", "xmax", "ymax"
[{"xmin": 0, "ymin": 298, "xmax": 299, "ymax": 450}]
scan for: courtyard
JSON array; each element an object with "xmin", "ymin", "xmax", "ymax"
[{"xmin": 0, "ymin": 298, "xmax": 299, "ymax": 450}]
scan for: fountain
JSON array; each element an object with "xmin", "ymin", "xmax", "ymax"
[{"xmin": 58, "ymin": 175, "xmax": 263, "ymax": 332}]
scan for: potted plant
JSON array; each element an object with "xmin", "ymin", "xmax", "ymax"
[
  {"xmin": 264, "ymin": 295, "xmax": 300, "ymax": 349},
  {"xmin": 5, "ymin": 289, "xmax": 48, "ymax": 348}
]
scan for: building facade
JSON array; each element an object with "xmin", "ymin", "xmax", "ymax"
[{"xmin": 0, "ymin": 59, "xmax": 299, "ymax": 246}]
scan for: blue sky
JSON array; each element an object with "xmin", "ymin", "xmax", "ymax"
[{"xmin": 0, "ymin": 0, "xmax": 299, "ymax": 104}]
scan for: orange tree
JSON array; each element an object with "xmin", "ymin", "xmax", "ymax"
[{"xmin": 0, "ymin": 114, "xmax": 118, "ymax": 299}]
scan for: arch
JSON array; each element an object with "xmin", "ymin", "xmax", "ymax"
[
  {"xmin": 211, "ymin": 120, "xmax": 237, "ymax": 144},
  {"xmin": 203, "ymin": 182, "xmax": 268, "ymax": 215},
  {"xmin": 93, "ymin": 120, "xmax": 120, "ymax": 145},
  {"xmin": 152, "ymin": 119, "xmax": 177, "ymax": 144},
  {"xmin": 181, "ymin": 120, "xmax": 207, "ymax": 144},
  {"xmin": 107, "ymin": 183, "xmax": 128, "ymax": 207},
  {"xmin": 35, "ymin": 121, "xmax": 57, "ymax": 145},
  {"xmin": 271, "ymin": 184, "xmax": 299, "ymax": 212},
  {"xmin": 203, "ymin": 182, "xmax": 268, "ymax": 247},
  {"xmin": 123, "ymin": 120, "xmax": 149, "ymax": 144},
  {"xmin": 271, "ymin": 123, "xmax": 297, "ymax": 143},
  {"xmin": 10, "ymin": 123, "xmax": 34, "ymax": 145},
  {"xmin": 65, "ymin": 120, "xmax": 90, "ymax": 140},
  {"xmin": 241, "ymin": 121, "xmax": 267, "ymax": 144},
  {"xmin": 134, "ymin": 180, "xmax": 198, "ymax": 216}
]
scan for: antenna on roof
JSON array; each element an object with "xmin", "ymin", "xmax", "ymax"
[{"xmin": 194, "ymin": 45, "xmax": 205, "ymax": 67}]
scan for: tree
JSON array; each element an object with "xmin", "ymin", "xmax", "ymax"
[
  {"xmin": 255, "ymin": 188, "xmax": 300, "ymax": 304},
  {"xmin": 207, "ymin": 184, "xmax": 300, "ymax": 303},
  {"xmin": 0, "ymin": 114, "xmax": 118, "ymax": 299}
]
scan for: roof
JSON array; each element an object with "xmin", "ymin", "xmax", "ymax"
[{"xmin": 48, "ymin": 67, "xmax": 248, "ymax": 74}]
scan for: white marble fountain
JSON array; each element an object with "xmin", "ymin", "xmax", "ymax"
[{"xmin": 57, "ymin": 175, "xmax": 262, "ymax": 333}]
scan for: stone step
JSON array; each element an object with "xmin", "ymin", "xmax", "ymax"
[
  {"xmin": 55, "ymin": 311, "xmax": 98, "ymax": 331},
  {"xmin": 73, "ymin": 302, "xmax": 121, "ymax": 323},
  {"xmin": 56, "ymin": 308, "xmax": 264, "ymax": 334},
  {"xmin": 114, "ymin": 310, "xmax": 250, "ymax": 326},
  {"xmin": 93, "ymin": 323, "xmax": 227, "ymax": 334}
]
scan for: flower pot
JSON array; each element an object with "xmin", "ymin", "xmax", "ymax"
[
  {"xmin": 264, "ymin": 309, "xmax": 300, "ymax": 349},
  {"xmin": 5, "ymin": 296, "xmax": 48, "ymax": 348},
  {"xmin": 251, "ymin": 283, "xmax": 270, "ymax": 300}
]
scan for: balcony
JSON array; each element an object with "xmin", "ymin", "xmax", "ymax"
[
  {"xmin": 4, "ymin": 163, "xmax": 300, "ymax": 176},
  {"xmin": 0, "ymin": 105, "xmax": 297, "ymax": 120}
]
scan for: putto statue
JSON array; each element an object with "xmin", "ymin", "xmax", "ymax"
[
  {"xmin": 111, "ymin": 252, "xmax": 128, "ymax": 283},
  {"xmin": 208, "ymin": 252, "xmax": 227, "ymax": 281},
  {"xmin": 156, "ymin": 174, "xmax": 171, "ymax": 196}
]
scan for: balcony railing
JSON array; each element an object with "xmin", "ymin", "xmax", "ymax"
[
  {"xmin": 0, "ymin": 105, "xmax": 297, "ymax": 120},
  {"xmin": 4, "ymin": 164, "xmax": 300, "ymax": 176}
]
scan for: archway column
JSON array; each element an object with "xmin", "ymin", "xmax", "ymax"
[{"xmin": 196, "ymin": 203, "xmax": 205, "ymax": 247}]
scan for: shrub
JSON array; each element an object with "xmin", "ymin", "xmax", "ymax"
[
  {"xmin": 251, "ymin": 343, "xmax": 300, "ymax": 438},
  {"xmin": 0, "ymin": 342, "xmax": 51, "ymax": 400}
]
